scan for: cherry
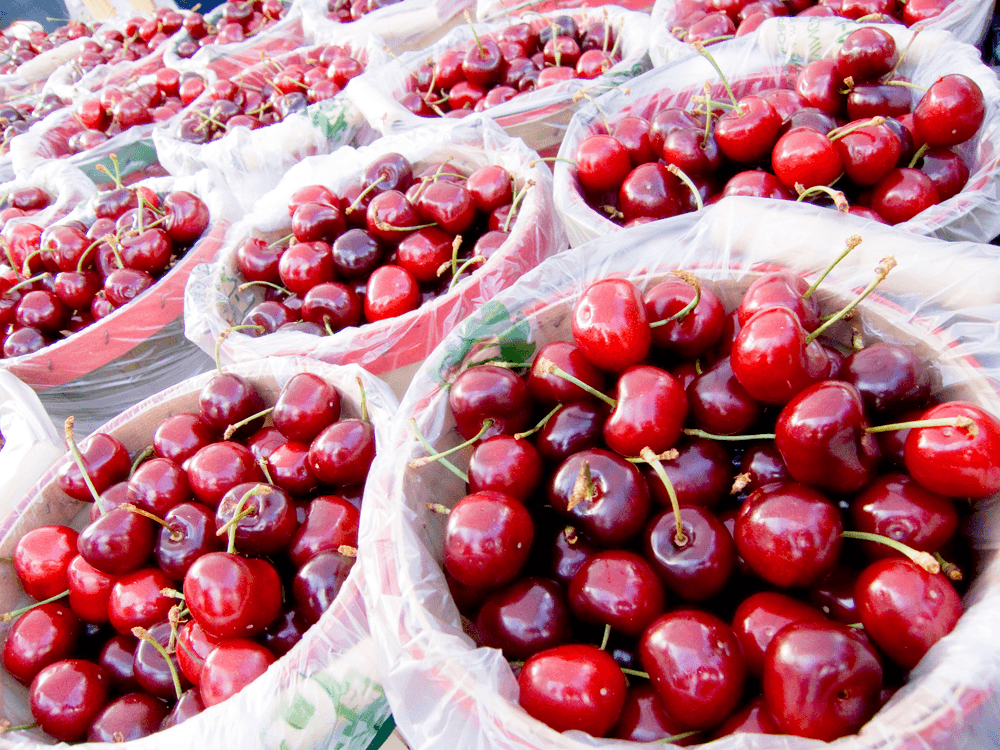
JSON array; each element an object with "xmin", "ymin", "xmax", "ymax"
[
  {"xmin": 527, "ymin": 341, "xmax": 607, "ymax": 406},
  {"xmin": 771, "ymin": 127, "xmax": 843, "ymax": 190},
  {"xmin": 716, "ymin": 95, "xmax": 782, "ymax": 163},
  {"xmin": 604, "ymin": 365, "xmax": 688, "ymax": 457},
  {"xmin": 287, "ymin": 495, "xmax": 360, "ymax": 567},
  {"xmin": 763, "ymin": 620, "xmax": 883, "ymax": 740},
  {"xmin": 904, "ymin": 401, "xmax": 1000, "ymax": 498},
  {"xmin": 396, "ymin": 228, "xmax": 451, "ymax": 284},
  {"xmin": 260, "ymin": 607, "xmax": 310, "ymax": 657},
  {"xmin": 160, "ymin": 688, "xmax": 205, "ymax": 730},
  {"xmin": 97, "ymin": 634, "xmax": 140, "ymax": 694},
  {"xmin": 413, "ymin": 179, "xmax": 475, "ymax": 235},
  {"xmin": 3, "ymin": 602, "xmax": 82, "ymax": 685},
  {"xmin": 639, "ymin": 609, "xmax": 746, "ymax": 730},
  {"xmin": 152, "ymin": 413, "xmax": 217, "ymax": 464},
  {"xmin": 66, "ymin": 555, "xmax": 117, "ymax": 624},
  {"xmin": 710, "ymin": 695, "xmax": 780, "ymax": 738},
  {"xmin": 77, "ymin": 505, "xmax": 157, "ymax": 576},
  {"xmin": 575, "ymin": 134, "xmax": 633, "ymax": 195},
  {"xmin": 198, "ymin": 372, "xmax": 266, "ymax": 439},
  {"xmin": 29, "ymin": 659, "xmax": 110, "ymax": 742},
  {"xmin": 216, "ymin": 482, "xmax": 297, "ymax": 557},
  {"xmin": 612, "ymin": 681, "xmax": 694, "ymax": 742},
  {"xmin": 869, "ymin": 167, "xmax": 940, "ymax": 224},
  {"xmin": 913, "ymin": 74, "xmax": 985, "ymax": 148},
  {"xmin": 271, "ymin": 372, "xmax": 341, "ymax": 443},
  {"xmin": 835, "ymin": 27, "xmax": 897, "ymax": 83},
  {"xmin": 838, "ymin": 342, "xmax": 931, "ymax": 417},
  {"xmin": 644, "ymin": 276, "xmax": 726, "ymax": 358},
  {"xmin": 919, "ymin": 147, "xmax": 971, "ymax": 201},
  {"xmin": 518, "ymin": 643, "xmax": 626, "ymax": 737},
  {"xmin": 14, "ymin": 525, "xmax": 78, "ymax": 600},
  {"xmin": 795, "ymin": 58, "xmax": 846, "ymax": 117},
  {"xmin": 547, "ymin": 448, "xmax": 651, "ymax": 547},
  {"xmin": 57, "ymin": 432, "xmax": 131, "ymax": 502},
  {"xmin": 618, "ymin": 163, "xmax": 683, "ymax": 222},
  {"xmin": 735, "ymin": 481, "xmax": 844, "ymax": 589},
  {"xmin": 775, "ymin": 380, "xmax": 881, "ymax": 494},
  {"xmin": 199, "ymin": 640, "xmax": 276, "ymax": 707},
  {"xmin": 449, "ymin": 365, "xmax": 532, "ymax": 440},
  {"xmin": 644, "ymin": 505, "xmax": 736, "ymax": 602},
  {"xmin": 186, "ymin": 441, "xmax": 265, "ymax": 507},
  {"xmin": 641, "ymin": 438, "xmax": 732, "ymax": 509},
  {"xmin": 127, "ymin": 457, "xmax": 192, "ymax": 516},
  {"xmin": 442, "ymin": 490, "xmax": 534, "ymax": 590},
  {"xmin": 569, "ymin": 549, "xmax": 665, "ymax": 637},
  {"xmin": 731, "ymin": 591, "xmax": 826, "ymax": 678},
  {"xmin": 364, "ymin": 264, "xmax": 420, "ymax": 321},
  {"xmin": 107, "ymin": 568, "xmax": 174, "ymax": 635},
  {"xmin": 849, "ymin": 471, "xmax": 958, "ymax": 560},
  {"xmin": 467, "ymin": 434, "xmax": 543, "ymax": 502},
  {"xmin": 572, "ymin": 278, "xmax": 650, "ymax": 373},
  {"xmin": 87, "ymin": 692, "xmax": 169, "ymax": 742},
  {"xmin": 279, "ymin": 240, "xmax": 336, "ymax": 295},
  {"xmin": 175, "ymin": 620, "xmax": 216, "ymax": 686},
  {"xmin": 686, "ymin": 357, "xmax": 762, "ymax": 436},
  {"xmin": 835, "ymin": 119, "xmax": 902, "ymax": 187},
  {"xmin": 292, "ymin": 550, "xmax": 355, "ymax": 624},
  {"xmin": 307, "ymin": 415, "xmax": 376, "ymax": 487},
  {"xmin": 133, "ymin": 621, "xmax": 190, "ymax": 700},
  {"xmin": 183, "ymin": 552, "xmax": 281, "ymax": 640},
  {"xmin": 475, "ymin": 576, "xmax": 571, "ymax": 659}
]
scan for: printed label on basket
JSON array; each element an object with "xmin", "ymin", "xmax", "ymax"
[
  {"xmin": 769, "ymin": 16, "xmax": 855, "ymax": 66},
  {"xmin": 78, "ymin": 141, "xmax": 159, "ymax": 189}
]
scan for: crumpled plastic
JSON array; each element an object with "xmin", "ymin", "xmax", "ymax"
[
  {"xmin": 183, "ymin": 114, "xmax": 567, "ymax": 398},
  {"xmin": 343, "ymin": 5, "xmax": 653, "ymax": 155},
  {"xmin": 0, "ymin": 370, "xmax": 61, "ymax": 520},
  {"xmin": 361, "ymin": 196, "xmax": 1000, "ymax": 750},
  {"xmin": 553, "ymin": 17, "xmax": 1000, "ymax": 247},
  {"xmin": 0, "ymin": 356, "xmax": 397, "ymax": 750}
]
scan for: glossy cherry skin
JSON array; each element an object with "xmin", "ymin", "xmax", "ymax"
[
  {"xmin": 763, "ymin": 620, "xmax": 883, "ymax": 740},
  {"xmin": 518, "ymin": 643, "xmax": 627, "ymax": 737},
  {"xmin": 536, "ymin": 401, "xmax": 608, "ymax": 464},
  {"xmin": 475, "ymin": 576, "xmax": 571, "ymax": 660},
  {"xmin": 198, "ymin": 373, "xmax": 266, "ymax": 440},
  {"xmin": 775, "ymin": 380, "xmax": 881, "ymax": 494},
  {"xmin": 443, "ymin": 490, "xmax": 533, "ymax": 591},
  {"xmin": 732, "ymin": 591, "xmax": 826, "ymax": 678},
  {"xmin": 186, "ymin": 441, "xmax": 265, "ymax": 507},
  {"xmin": 856, "ymin": 557, "xmax": 962, "ymax": 671},
  {"xmin": 307, "ymin": 418, "xmax": 376, "ymax": 487},
  {"xmin": 271, "ymin": 372, "xmax": 341, "ymax": 443},
  {"xmin": 913, "ymin": 74, "xmax": 985, "ymax": 148},
  {"xmin": 644, "ymin": 278, "xmax": 725, "ymax": 359},
  {"xmin": 904, "ymin": 401, "xmax": 1000, "ymax": 498},
  {"xmin": 260, "ymin": 607, "xmax": 311, "ymax": 658},
  {"xmin": 835, "ymin": 119, "xmax": 902, "ymax": 187},
  {"xmin": 133, "ymin": 620, "xmax": 191, "ymax": 700},
  {"xmin": 467, "ymin": 434, "xmax": 543, "ymax": 502},
  {"xmin": 686, "ymin": 357, "xmax": 762, "ymax": 436},
  {"xmin": 771, "ymin": 127, "xmax": 843, "ymax": 190},
  {"xmin": 87, "ymin": 692, "xmax": 169, "ymax": 742},
  {"xmin": 527, "ymin": 341, "xmax": 607, "ymax": 406},
  {"xmin": 14, "ymin": 525, "xmax": 79, "ymax": 600},
  {"xmin": 838, "ymin": 342, "xmax": 931, "ymax": 417},
  {"xmin": 183, "ymin": 552, "xmax": 282, "ymax": 640},
  {"xmin": 835, "ymin": 26, "xmax": 897, "ymax": 83},
  {"xmin": 57, "ymin": 433, "xmax": 131, "ymax": 502},
  {"xmin": 200, "ymin": 639, "xmax": 276, "ymax": 707},
  {"xmin": 575, "ymin": 134, "xmax": 632, "ymax": 194},
  {"xmin": 97, "ymin": 634, "xmax": 140, "ymax": 693},
  {"xmin": 644, "ymin": 505, "xmax": 736, "ymax": 603},
  {"xmin": 710, "ymin": 695, "xmax": 780, "ymax": 738},
  {"xmin": 641, "ymin": 438, "xmax": 732, "ymax": 509},
  {"xmin": 920, "ymin": 147, "xmax": 970, "ymax": 201},
  {"xmin": 612, "ymin": 682, "xmax": 694, "ymax": 742},
  {"xmin": 573, "ymin": 278, "xmax": 651, "ymax": 373},
  {"xmin": 3, "ymin": 602, "xmax": 82, "ymax": 685},
  {"xmin": 870, "ymin": 167, "xmax": 940, "ymax": 225},
  {"xmin": 548, "ymin": 448, "xmax": 651, "ymax": 547},
  {"xmin": 569, "ymin": 550, "xmax": 665, "ymax": 637},
  {"xmin": 29, "ymin": 659, "xmax": 110, "ymax": 742},
  {"xmin": 735, "ymin": 481, "xmax": 843, "ymax": 589},
  {"xmin": 107, "ymin": 568, "xmax": 174, "ymax": 635},
  {"xmin": 66, "ymin": 555, "xmax": 117, "ymax": 624},
  {"xmin": 215, "ymin": 482, "xmax": 297, "ymax": 557},
  {"xmin": 153, "ymin": 413, "xmax": 218, "ymax": 465},
  {"xmin": 715, "ymin": 95, "xmax": 782, "ymax": 163},
  {"xmin": 292, "ymin": 550, "xmax": 355, "ymax": 624},
  {"xmin": 448, "ymin": 365, "xmax": 532, "ymax": 440},
  {"xmin": 160, "ymin": 688, "xmax": 205, "ymax": 730},
  {"xmin": 639, "ymin": 609, "xmax": 746, "ymax": 730},
  {"xmin": 850, "ymin": 471, "xmax": 958, "ymax": 560},
  {"xmin": 155, "ymin": 501, "xmax": 224, "ymax": 581},
  {"xmin": 288, "ymin": 494, "xmax": 360, "ymax": 566},
  {"xmin": 77, "ymin": 505, "xmax": 157, "ymax": 576},
  {"xmin": 604, "ymin": 365, "xmax": 688, "ymax": 457}
]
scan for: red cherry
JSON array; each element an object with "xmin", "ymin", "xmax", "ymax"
[
  {"xmin": 364, "ymin": 264, "xmax": 420, "ymax": 322},
  {"xmin": 869, "ymin": 167, "xmax": 940, "ymax": 224},
  {"xmin": 29, "ymin": 659, "xmax": 110, "ymax": 742},
  {"xmin": 448, "ymin": 365, "xmax": 532, "ymax": 440},
  {"xmin": 575, "ymin": 134, "xmax": 632, "ymax": 195},
  {"xmin": 199, "ymin": 640, "xmax": 276, "ymax": 707},
  {"xmin": 771, "ymin": 127, "xmax": 843, "ymax": 190},
  {"xmin": 87, "ymin": 692, "xmax": 169, "ymax": 742},
  {"xmin": 731, "ymin": 591, "xmax": 826, "ymax": 678},
  {"xmin": 107, "ymin": 568, "xmax": 174, "ymax": 635},
  {"xmin": 475, "ymin": 577, "xmax": 571, "ymax": 659},
  {"xmin": 442, "ymin": 490, "xmax": 534, "ymax": 590},
  {"xmin": 518, "ymin": 643, "xmax": 626, "ymax": 737},
  {"xmin": 14, "ymin": 526, "xmax": 79, "ymax": 600},
  {"xmin": 913, "ymin": 74, "xmax": 985, "ymax": 148},
  {"xmin": 572, "ymin": 278, "xmax": 650, "ymax": 373},
  {"xmin": 603, "ymin": 365, "xmax": 688, "ymax": 457},
  {"xmin": 3, "ymin": 602, "xmax": 82, "ymax": 685},
  {"xmin": 568, "ymin": 549, "xmax": 665, "ymax": 637},
  {"xmin": 715, "ymin": 95, "xmax": 782, "ymax": 164},
  {"xmin": 643, "ymin": 505, "xmax": 736, "ymax": 602}
]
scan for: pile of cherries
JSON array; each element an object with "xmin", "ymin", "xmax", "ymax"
[
  {"xmin": 0, "ymin": 173, "xmax": 210, "ymax": 359},
  {"xmin": 174, "ymin": 43, "xmax": 368, "ymax": 144},
  {"xmin": 323, "ymin": 0, "xmax": 405, "ymax": 23},
  {"xmin": 669, "ymin": 0, "xmax": 957, "ymax": 45},
  {"xmin": 421, "ymin": 253, "xmax": 998, "ymax": 741},
  {"xmin": 172, "ymin": 0, "xmax": 291, "ymax": 58},
  {"xmin": 397, "ymin": 14, "xmax": 623, "ymax": 117},
  {"xmin": 69, "ymin": 70, "xmax": 207, "ymax": 155},
  {"xmin": 232, "ymin": 151, "xmax": 522, "ymax": 335},
  {"xmin": 4, "ymin": 366, "xmax": 375, "ymax": 742},
  {"xmin": 0, "ymin": 95, "xmax": 68, "ymax": 155},
  {"xmin": 572, "ymin": 26, "xmax": 985, "ymax": 226},
  {"xmin": 0, "ymin": 20, "xmax": 95, "ymax": 74}
]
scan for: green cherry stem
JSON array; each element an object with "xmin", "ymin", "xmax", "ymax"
[
  {"xmin": 692, "ymin": 42, "xmax": 740, "ymax": 111},
  {"xmin": 409, "ymin": 418, "xmax": 468, "ymax": 483},
  {"xmin": 536, "ymin": 358, "xmax": 616, "ymax": 408},
  {"xmin": 64, "ymin": 416, "xmax": 104, "ymax": 505},
  {"xmin": 667, "ymin": 164, "xmax": 704, "ymax": 211},
  {"xmin": 865, "ymin": 415, "xmax": 976, "ymax": 435},
  {"xmin": 514, "ymin": 404, "xmax": 562, "ymax": 440},
  {"xmin": 410, "ymin": 419, "xmax": 494, "ymax": 468},
  {"xmin": 2, "ymin": 590, "xmax": 69, "ymax": 622},
  {"xmin": 649, "ymin": 269, "xmax": 701, "ymax": 328},
  {"xmin": 802, "ymin": 234, "xmax": 862, "ymax": 300},
  {"xmin": 129, "ymin": 445, "xmax": 154, "ymax": 476},
  {"xmin": 223, "ymin": 407, "xmax": 273, "ymax": 440},
  {"xmin": 840, "ymin": 530, "xmax": 940, "ymax": 573},
  {"xmin": 641, "ymin": 446, "xmax": 688, "ymax": 546},
  {"xmin": 131, "ymin": 626, "xmax": 184, "ymax": 701},
  {"xmin": 682, "ymin": 428, "xmax": 776, "ymax": 441},
  {"xmin": 218, "ymin": 484, "xmax": 271, "ymax": 554},
  {"xmin": 804, "ymin": 256, "xmax": 895, "ymax": 344}
]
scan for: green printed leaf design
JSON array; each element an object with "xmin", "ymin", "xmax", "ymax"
[
  {"xmin": 437, "ymin": 301, "xmax": 536, "ymax": 383},
  {"xmin": 282, "ymin": 694, "xmax": 316, "ymax": 730},
  {"xmin": 311, "ymin": 103, "xmax": 350, "ymax": 140}
]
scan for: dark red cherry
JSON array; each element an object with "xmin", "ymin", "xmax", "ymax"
[
  {"xmin": 569, "ymin": 549, "xmax": 665, "ymax": 637},
  {"xmin": 612, "ymin": 682, "xmax": 694, "ymax": 742},
  {"xmin": 838, "ymin": 342, "xmax": 931, "ymax": 417},
  {"xmin": 468, "ymin": 434, "xmax": 543, "ymax": 503},
  {"xmin": 475, "ymin": 577, "xmax": 571, "ymax": 660},
  {"xmin": 448, "ymin": 365, "xmax": 532, "ymax": 440},
  {"xmin": 133, "ymin": 621, "xmax": 191, "ymax": 700},
  {"xmin": 87, "ymin": 692, "xmax": 169, "ymax": 742},
  {"xmin": 291, "ymin": 550, "xmax": 355, "ymax": 624},
  {"xmin": 442, "ymin": 490, "xmax": 534, "ymax": 590},
  {"xmin": 215, "ymin": 481, "xmax": 297, "ymax": 557},
  {"xmin": 732, "ymin": 591, "xmax": 826, "ymax": 678},
  {"xmin": 287, "ymin": 495, "xmax": 360, "ymax": 568},
  {"xmin": 272, "ymin": 372, "xmax": 341, "ymax": 443}
]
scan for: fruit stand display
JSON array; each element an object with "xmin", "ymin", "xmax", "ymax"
[
  {"xmin": 552, "ymin": 17, "xmax": 1000, "ymax": 246},
  {"xmin": 183, "ymin": 114, "xmax": 566, "ymax": 398},
  {"xmin": 362, "ymin": 197, "xmax": 1000, "ymax": 748},
  {"xmin": 0, "ymin": 356, "xmax": 397, "ymax": 747},
  {"xmin": 344, "ymin": 5, "xmax": 653, "ymax": 154}
]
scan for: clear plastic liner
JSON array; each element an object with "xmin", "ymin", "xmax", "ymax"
[
  {"xmin": 553, "ymin": 17, "xmax": 1000, "ymax": 246},
  {"xmin": 362, "ymin": 196, "xmax": 1000, "ymax": 750},
  {"xmin": 0, "ymin": 356, "xmax": 397, "ymax": 750},
  {"xmin": 183, "ymin": 114, "xmax": 567, "ymax": 398},
  {"xmin": 0, "ymin": 371, "xmax": 61, "ymax": 519}
]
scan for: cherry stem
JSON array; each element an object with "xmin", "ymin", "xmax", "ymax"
[
  {"xmin": 666, "ymin": 165, "xmax": 704, "ymax": 211},
  {"xmin": 504, "ymin": 178, "xmax": 534, "ymax": 233},
  {"xmin": 167, "ymin": 604, "xmax": 186, "ymax": 653},
  {"xmin": 649, "ymin": 270, "xmax": 701, "ymax": 328},
  {"xmin": 214, "ymin": 326, "xmax": 263, "ymax": 374},
  {"xmin": 514, "ymin": 403, "xmax": 562, "ymax": 440},
  {"xmin": 935, "ymin": 552, "xmax": 963, "ymax": 581},
  {"xmin": 129, "ymin": 445, "xmax": 154, "ymax": 477},
  {"xmin": 697, "ymin": 34, "xmax": 734, "ymax": 45},
  {"xmin": 1, "ymin": 590, "xmax": 69, "ymax": 622},
  {"xmin": 692, "ymin": 43, "xmax": 740, "ymax": 111},
  {"xmin": 841, "ymin": 530, "xmax": 940, "ymax": 573},
  {"xmin": 410, "ymin": 418, "xmax": 493, "ymax": 468},
  {"xmin": 257, "ymin": 457, "xmax": 274, "ymax": 485},
  {"xmin": 77, "ymin": 235, "xmax": 110, "ymax": 273},
  {"xmin": 795, "ymin": 183, "xmax": 849, "ymax": 212},
  {"xmin": 131, "ymin": 626, "xmax": 183, "ymax": 701},
  {"xmin": 238, "ymin": 279, "xmax": 290, "ymax": 294},
  {"xmin": 375, "ymin": 219, "xmax": 437, "ymax": 233},
  {"xmin": 804, "ymin": 256, "xmax": 896, "ymax": 344},
  {"xmin": 219, "ymin": 484, "xmax": 271, "ymax": 554},
  {"xmin": 63, "ymin": 416, "xmax": 104, "ymax": 505},
  {"xmin": 683, "ymin": 427, "xmax": 776, "ymax": 441},
  {"xmin": 448, "ymin": 253, "xmax": 484, "ymax": 291},
  {"xmin": 599, "ymin": 623, "xmax": 611, "ymax": 651},
  {"xmin": 464, "ymin": 10, "xmax": 486, "ymax": 56},
  {"xmin": 641, "ymin": 447, "xmax": 688, "ymax": 546},
  {"xmin": 802, "ymin": 234, "xmax": 862, "ymax": 300},
  {"xmin": 657, "ymin": 731, "xmax": 702, "ymax": 743},
  {"xmin": 866, "ymin": 415, "xmax": 976, "ymax": 436},
  {"xmin": 426, "ymin": 502, "xmax": 451, "ymax": 515},
  {"xmin": 908, "ymin": 142, "xmax": 931, "ymax": 169},
  {"xmin": 537, "ymin": 358, "xmax": 616, "ymax": 407},
  {"xmin": 268, "ymin": 232, "xmax": 294, "ymax": 248},
  {"xmin": 884, "ymin": 79, "xmax": 926, "ymax": 93},
  {"xmin": 828, "ymin": 116, "xmax": 885, "ymax": 142},
  {"xmin": 94, "ymin": 154, "xmax": 123, "ymax": 189},
  {"xmin": 568, "ymin": 459, "xmax": 597, "ymax": 511},
  {"xmin": 409, "ymin": 418, "xmax": 468, "ymax": 483},
  {"xmin": 8, "ymin": 272, "xmax": 51, "ymax": 296},
  {"xmin": 887, "ymin": 26, "xmax": 921, "ymax": 78},
  {"xmin": 437, "ymin": 234, "xmax": 464, "ymax": 279},
  {"xmin": 223, "ymin": 406, "xmax": 273, "ymax": 440},
  {"xmin": 0, "ymin": 723, "xmax": 37, "ymax": 733},
  {"xmin": 122, "ymin": 503, "xmax": 182, "ymax": 540},
  {"xmin": 620, "ymin": 667, "xmax": 649, "ymax": 678},
  {"xmin": 20, "ymin": 249, "xmax": 49, "ymax": 279}
]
